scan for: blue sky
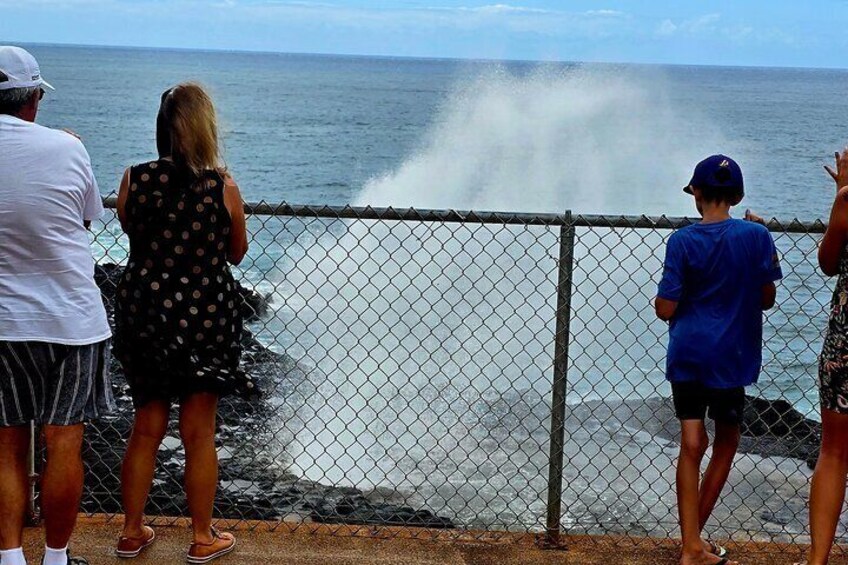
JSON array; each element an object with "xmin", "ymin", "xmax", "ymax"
[{"xmin": 0, "ymin": 0, "xmax": 846, "ymax": 67}]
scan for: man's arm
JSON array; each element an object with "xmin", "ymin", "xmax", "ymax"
[
  {"xmin": 78, "ymin": 141, "xmax": 103, "ymax": 230},
  {"xmin": 761, "ymin": 282, "xmax": 777, "ymax": 310},
  {"xmin": 655, "ymin": 297, "xmax": 678, "ymax": 321}
]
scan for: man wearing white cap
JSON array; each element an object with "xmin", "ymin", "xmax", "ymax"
[{"xmin": 0, "ymin": 46, "xmax": 113, "ymax": 565}]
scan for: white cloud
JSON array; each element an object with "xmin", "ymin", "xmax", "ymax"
[
  {"xmin": 653, "ymin": 13, "xmax": 721, "ymax": 37},
  {"xmin": 451, "ymin": 4, "xmax": 549, "ymax": 15},
  {"xmin": 656, "ymin": 19, "xmax": 677, "ymax": 36},
  {"xmin": 650, "ymin": 11, "xmax": 800, "ymax": 48},
  {"xmin": 585, "ymin": 9, "xmax": 625, "ymax": 17},
  {"xmin": 687, "ymin": 13, "xmax": 722, "ymax": 32}
]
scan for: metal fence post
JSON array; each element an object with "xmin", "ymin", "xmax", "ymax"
[
  {"xmin": 543, "ymin": 211, "xmax": 575, "ymax": 549},
  {"xmin": 26, "ymin": 420, "xmax": 40, "ymax": 525}
]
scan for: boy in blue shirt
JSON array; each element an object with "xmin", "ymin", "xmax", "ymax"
[{"xmin": 655, "ymin": 155, "xmax": 782, "ymax": 565}]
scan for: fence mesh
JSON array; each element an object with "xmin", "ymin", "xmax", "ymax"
[
  {"xmin": 564, "ymin": 218, "xmax": 827, "ymax": 546},
  {"xmin": 50, "ymin": 202, "xmax": 837, "ymax": 546}
]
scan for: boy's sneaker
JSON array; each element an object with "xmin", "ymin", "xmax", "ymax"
[{"xmin": 41, "ymin": 550, "xmax": 89, "ymax": 565}]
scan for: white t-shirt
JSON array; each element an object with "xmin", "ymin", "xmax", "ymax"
[{"xmin": 0, "ymin": 114, "xmax": 111, "ymax": 345}]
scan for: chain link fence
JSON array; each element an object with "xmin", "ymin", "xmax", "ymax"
[{"xmin": 34, "ymin": 200, "xmax": 836, "ymax": 545}]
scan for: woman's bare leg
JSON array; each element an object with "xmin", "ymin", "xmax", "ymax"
[
  {"xmin": 807, "ymin": 408, "xmax": 848, "ymax": 565},
  {"xmin": 179, "ymin": 393, "xmax": 219, "ymax": 544},
  {"xmin": 121, "ymin": 400, "xmax": 170, "ymax": 538}
]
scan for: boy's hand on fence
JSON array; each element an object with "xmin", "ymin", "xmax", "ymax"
[
  {"xmin": 744, "ymin": 209, "xmax": 766, "ymax": 225},
  {"xmin": 824, "ymin": 148, "xmax": 848, "ymax": 190}
]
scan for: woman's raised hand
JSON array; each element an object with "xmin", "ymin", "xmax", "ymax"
[{"xmin": 824, "ymin": 149, "xmax": 848, "ymax": 190}]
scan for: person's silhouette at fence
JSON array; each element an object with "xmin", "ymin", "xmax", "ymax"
[
  {"xmin": 0, "ymin": 46, "xmax": 115, "ymax": 565},
  {"xmin": 113, "ymin": 82, "xmax": 256, "ymax": 564},
  {"xmin": 798, "ymin": 149, "xmax": 848, "ymax": 565},
  {"xmin": 655, "ymin": 155, "xmax": 782, "ymax": 565}
]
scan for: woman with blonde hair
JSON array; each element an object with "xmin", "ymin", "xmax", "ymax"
[{"xmin": 113, "ymin": 83, "xmax": 256, "ymax": 563}]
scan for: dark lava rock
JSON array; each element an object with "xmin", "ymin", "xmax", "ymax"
[
  {"xmin": 741, "ymin": 395, "xmax": 821, "ymax": 469},
  {"xmin": 742, "ymin": 395, "xmax": 819, "ymax": 438},
  {"xmin": 310, "ymin": 495, "xmax": 454, "ymax": 529},
  {"xmin": 238, "ymin": 284, "xmax": 271, "ymax": 322}
]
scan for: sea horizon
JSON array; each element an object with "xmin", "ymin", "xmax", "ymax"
[{"xmin": 12, "ymin": 39, "xmax": 848, "ymax": 74}]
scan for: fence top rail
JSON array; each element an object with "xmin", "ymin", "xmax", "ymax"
[{"xmin": 101, "ymin": 197, "xmax": 827, "ymax": 233}]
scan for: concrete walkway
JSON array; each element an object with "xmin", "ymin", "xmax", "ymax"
[{"xmin": 17, "ymin": 519, "xmax": 840, "ymax": 565}]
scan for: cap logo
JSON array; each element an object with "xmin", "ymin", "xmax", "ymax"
[{"xmin": 719, "ymin": 159, "xmax": 730, "ymax": 168}]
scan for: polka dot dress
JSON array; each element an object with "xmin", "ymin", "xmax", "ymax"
[{"xmin": 114, "ymin": 159, "xmax": 256, "ymax": 406}]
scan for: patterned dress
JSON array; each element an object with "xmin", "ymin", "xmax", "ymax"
[
  {"xmin": 820, "ymin": 242, "xmax": 848, "ymax": 413},
  {"xmin": 114, "ymin": 159, "xmax": 256, "ymax": 406}
]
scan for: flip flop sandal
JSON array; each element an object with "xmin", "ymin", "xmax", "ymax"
[
  {"xmin": 187, "ymin": 528, "xmax": 236, "ymax": 564},
  {"xmin": 708, "ymin": 541, "xmax": 728, "ymax": 558},
  {"xmin": 116, "ymin": 526, "xmax": 156, "ymax": 559}
]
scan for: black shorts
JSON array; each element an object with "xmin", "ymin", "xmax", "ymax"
[
  {"xmin": 671, "ymin": 381, "xmax": 745, "ymax": 425},
  {"xmin": 0, "ymin": 340, "xmax": 115, "ymax": 427}
]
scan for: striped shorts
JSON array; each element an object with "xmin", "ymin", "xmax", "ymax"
[{"xmin": 0, "ymin": 340, "xmax": 115, "ymax": 427}]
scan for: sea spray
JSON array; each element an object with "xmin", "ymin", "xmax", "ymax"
[
  {"xmin": 356, "ymin": 64, "xmax": 733, "ymax": 215},
  {"xmin": 279, "ymin": 65, "xmax": 736, "ymax": 526}
]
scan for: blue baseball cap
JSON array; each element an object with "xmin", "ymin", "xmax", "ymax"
[{"xmin": 683, "ymin": 154, "xmax": 744, "ymax": 196}]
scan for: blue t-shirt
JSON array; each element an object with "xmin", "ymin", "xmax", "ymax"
[{"xmin": 657, "ymin": 219, "xmax": 783, "ymax": 388}]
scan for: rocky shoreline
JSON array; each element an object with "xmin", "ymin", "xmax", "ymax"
[
  {"xmin": 79, "ymin": 264, "xmax": 454, "ymax": 528},
  {"xmin": 741, "ymin": 395, "xmax": 821, "ymax": 468}
]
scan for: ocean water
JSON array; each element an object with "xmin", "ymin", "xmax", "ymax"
[
  {"xmin": 21, "ymin": 44, "xmax": 848, "ymax": 530},
  {"xmin": 28, "ymin": 44, "xmax": 848, "ymax": 218}
]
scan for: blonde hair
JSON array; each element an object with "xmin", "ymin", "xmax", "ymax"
[{"xmin": 156, "ymin": 82, "xmax": 225, "ymax": 179}]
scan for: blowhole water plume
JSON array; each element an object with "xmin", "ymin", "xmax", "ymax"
[
  {"xmin": 356, "ymin": 64, "xmax": 733, "ymax": 215},
  {"xmin": 282, "ymin": 65, "xmax": 736, "ymax": 524}
]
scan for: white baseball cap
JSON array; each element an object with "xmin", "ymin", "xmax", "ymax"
[{"xmin": 0, "ymin": 46, "xmax": 54, "ymax": 91}]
